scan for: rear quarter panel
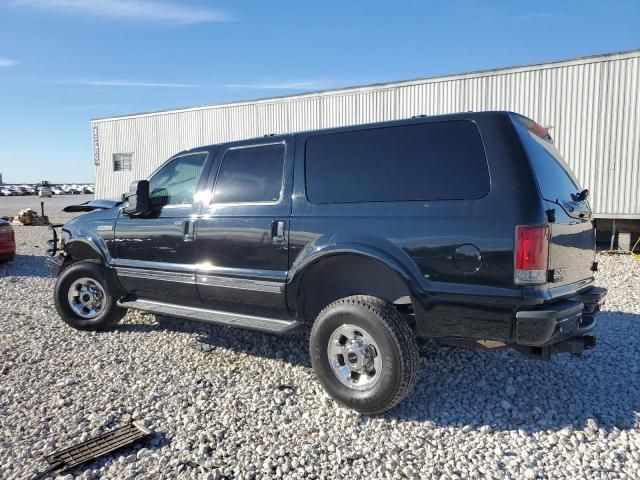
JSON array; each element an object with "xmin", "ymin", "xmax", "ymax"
[{"xmin": 288, "ymin": 113, "xmax": 546, "ymax": 341}]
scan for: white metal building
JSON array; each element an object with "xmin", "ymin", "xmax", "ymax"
[{"xmin": 92, "ymin": 49, "xmax": 640, "ymax": 220}]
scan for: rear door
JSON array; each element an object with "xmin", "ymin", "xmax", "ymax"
[
  {"xmin": 511, "ymin": 115, "xmax": 595, "ymax": 289},
  {"xmin": 114, "ymin": 150, "xmax": 212, "ymax": 304},
  {"xmin": 194, "ymin": 137, "xmax": 294, "ymax": 317}
]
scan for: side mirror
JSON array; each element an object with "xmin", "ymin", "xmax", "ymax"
[{"xmin": 123, "ymin": 180, "xmax": 151, "ymax": 216}]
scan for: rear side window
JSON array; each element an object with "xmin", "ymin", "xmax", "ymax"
[
  {"xmin": 305, "ymin": 121, "xmax": 489, "ymax": 204},
  {"xmin": 213, "ymin": 144, "xmax": 285, "ymax": 203},
  {"xmin": 512, "ymin": 116, "xmax": 584, "ymax": 205}
]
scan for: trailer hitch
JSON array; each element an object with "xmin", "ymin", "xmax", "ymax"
[{"xmin": 516, "ymin": 335, "xmax": 596, "ymax": 361}]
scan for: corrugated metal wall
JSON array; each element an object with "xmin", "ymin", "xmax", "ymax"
[{"xmin": 93, "ymin": 50, "xmax": 640, "ymax": 218}]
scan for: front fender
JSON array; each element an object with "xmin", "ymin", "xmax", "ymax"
[
  {"xmin": 63, "ymin": 223, "xmax": 114, "ymax": 265},
  {"xmin": 59, "ymin": 204, "xmax": 119, "ymax": 264},
  {"xmin": 64, "ymin": 239, "xmax": 107, "ymax": 263}
]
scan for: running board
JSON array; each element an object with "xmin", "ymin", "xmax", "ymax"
[{"xmin": 117, "ymin": 298, "xmax": 302, "ymax": 334}]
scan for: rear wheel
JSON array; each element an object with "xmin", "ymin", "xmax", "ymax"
[
  {"xmin": 309, "ymin": 295, "xmax": 419, "ymax": 414},
  {"xmin": 54, "ymin": 261, "xmax": 126, "ymax": 330}
]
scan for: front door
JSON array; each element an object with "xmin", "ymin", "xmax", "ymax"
[
  {"xmin": 195, "ymin": 138, "xmax": 294, "ymax": 317},
  {"xmin": 114, "ymin": 150, "xmax": 212, "ymax": 305}
]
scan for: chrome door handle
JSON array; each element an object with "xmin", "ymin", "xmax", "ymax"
[
  {"xmin": 183, "ymin": 219, "xmax": 196, "ymax": 242},
  {"xmin": 272, "ymin": 220, "xmax": 285, "ymax": 245}
]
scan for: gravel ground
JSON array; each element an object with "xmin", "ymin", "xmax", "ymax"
[{"xmin": 0, "ymin": 218, "xmax": 638, "ymax": 479}]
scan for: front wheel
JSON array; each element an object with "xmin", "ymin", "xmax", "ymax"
[
  {"xmin": 309, "ymin": 295, "xmax": 419, "ymax": 414},
  {"xmin": 54, "ymin": 261, "xmax": 126, "ymax": 331}
]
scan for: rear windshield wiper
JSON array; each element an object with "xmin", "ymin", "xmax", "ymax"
[{"xmin": 571, "ymin": 188, "xmax": 589, "ymax": 203}]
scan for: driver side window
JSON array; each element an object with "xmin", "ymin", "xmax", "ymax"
[{"xmin": 148, "ymin": 152, "xmax": 208, "ymax": 206}]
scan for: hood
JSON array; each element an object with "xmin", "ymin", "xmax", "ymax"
[
  {"xmin": 63, "ymin": 199, "xmax": 122, "ymax": 213},
  {"xmin": 63, "ymin": 200, "xmax": 121, "ymax": 228}
]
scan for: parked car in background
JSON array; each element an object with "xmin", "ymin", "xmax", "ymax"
[
  {"xmin": 0, "ymin": 188, "xmax": 14, "ymax": 196},
  {"xmin": 39, "ymin": 186, "xmax": 53, "ymax": 197},
  {"xmin": 0, "ymin": 219, "xmax": 16, "ymax": 263},
  {"xmin": 46, "ymin": 111, "xmax": 606, "ymax": 414},
  {"xmin": 9, "ymin": 187, "xmax": 23, "ymax": 196},
  {"xmin": 61, "ymin": 185, "xmax": 80, "ymax": 195},
  {"xmin": 51, "ymin": 187, "xmax": 64, "ymax": 195}
]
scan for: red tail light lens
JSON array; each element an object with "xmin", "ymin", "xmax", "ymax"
[{"xmin": 515, "ymin": 225, "xmax": 549, "ymax": 285}]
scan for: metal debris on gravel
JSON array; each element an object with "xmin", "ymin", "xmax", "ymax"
[
  {"xmin": 0, "ymin": 204, "xmax": 638, "ymax": 478},
  {"xmin": 31, "ymin": 422, "xmax": 152, "ymax": 480}
]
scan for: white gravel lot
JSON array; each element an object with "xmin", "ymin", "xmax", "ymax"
[{"xmin": 0, "ymin": 209, "xmax": 638, "ymax": 479}]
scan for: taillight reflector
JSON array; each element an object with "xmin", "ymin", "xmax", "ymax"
[{"xmin": 515, "ymin": 225, "xmax": 549, "ymax": 285}]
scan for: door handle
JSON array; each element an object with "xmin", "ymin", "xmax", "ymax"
[
  {"xmin": 272, "ymin": 220, "xmax": 286, "ymax": 245},
  {"xmin": 183, "ymin": 219, "xmax": 196, "ymax": 242}
]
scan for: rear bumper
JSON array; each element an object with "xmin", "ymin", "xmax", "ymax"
[{"xmin": 514, "ymin": 286, "xmax": 607, "ymax": 347}]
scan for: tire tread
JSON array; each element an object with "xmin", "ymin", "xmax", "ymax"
[
  {"xmin": 311, "ymin": 295, "xmax": 419, "ymax": 414},
  {"xmin": 54, "ymin": 260, "xmax": 126, "ymax": 331}
]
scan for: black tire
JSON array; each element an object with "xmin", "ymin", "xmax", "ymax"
[
  {"xmin": 309, "ymin": 295, "xmax": 419, "ymax": 414},
  {"xmin": 54, "ymin": 261, "xmax": 126, "ymax": 331}
]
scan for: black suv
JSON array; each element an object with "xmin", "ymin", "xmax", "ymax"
[{"xmin": 47, "ymin": 111, "xmax": 606, "ymax": 414}]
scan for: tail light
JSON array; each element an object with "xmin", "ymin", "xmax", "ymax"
[{"xmin": 515, "ymin": 225, "xmax": 549, "ymax": 285}]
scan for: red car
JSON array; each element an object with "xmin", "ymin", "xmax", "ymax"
[{"xmin": 0, "ymin": 220, "xmax": 16, "ymax": 263}]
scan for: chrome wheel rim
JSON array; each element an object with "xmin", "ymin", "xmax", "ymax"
[
  {"xmin": 327, "ymin": 324, "xmax": 383, "ymax": 391},
  {"xmin": 67, "ymin": 277, "xmax": 106, "ymax": 319}
]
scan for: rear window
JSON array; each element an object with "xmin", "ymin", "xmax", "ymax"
[
  {"xmin": 512, "ymin": 116, "xmax": 584, "ymax": 205},
  {"xmin": 305, "ymin": 121, "xmax": 489, "ymax": 204}
]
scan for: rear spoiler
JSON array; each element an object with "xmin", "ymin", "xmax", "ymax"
[{"xmin": 62, "ymin": 199, "xmax": 121, "ymax": 213}]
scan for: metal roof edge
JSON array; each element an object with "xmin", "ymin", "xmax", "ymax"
[{"xmin": 91, "ymin": 48, "xmax": 640, "ymax": 124}]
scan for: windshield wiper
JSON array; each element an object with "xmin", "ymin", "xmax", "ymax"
[{"xmin": 571, "ymin": 188, "xmax": 589, "ymax": 203}]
